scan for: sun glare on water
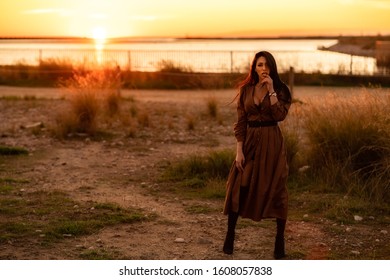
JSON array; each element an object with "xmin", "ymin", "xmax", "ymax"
[
  {"xmin": 92, "ymin": 27, "xmax": 107, "ymax": 65},
  {"xmin": 92, "ymin": 27, "xmax": 107, "ymax": 48}
]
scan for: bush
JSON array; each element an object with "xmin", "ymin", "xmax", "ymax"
[
  {"xmin": 164, "ymin": 149, "xmax": 235, "ymax": 181},
  {"xmin": 162, "ymin": 149, "xmax": 235, "ymax": 199},
  {"xmin": 55, "ymin": 67, "xmax": 122, "ymax": 136},
  {"xmin": 281, "ymin": 126, "xmax": 300, "ymax": 174},
  {"xmin": 302, "ymin": 91, "xmax": 390, "ymax": 203}
]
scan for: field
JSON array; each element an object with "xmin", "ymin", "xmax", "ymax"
[{"xmin": 0, "ymin": 85, "xmax": 389, "ymax": 260}]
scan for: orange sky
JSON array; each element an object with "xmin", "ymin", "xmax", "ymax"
[{"xmin": 0, "ymin": 0, "xmax": 389, "ymax": 38}]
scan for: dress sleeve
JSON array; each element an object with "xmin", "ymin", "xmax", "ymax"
[
  {"xmin": 234, "ymin": 89, "xmax": 247, "ymax": 142},
  {"xmin": 270, "ymin": 84, "xmax": 291, "ymax": 122}
]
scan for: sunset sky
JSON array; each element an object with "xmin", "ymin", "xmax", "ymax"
[{"xmin": 1, "ymin": 0, "xmax": 389, "ymax": 38}]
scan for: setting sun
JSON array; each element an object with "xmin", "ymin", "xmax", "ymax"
[{"xmin": 92, "ymin": 27, "xmax": 107, "ymax": 41}]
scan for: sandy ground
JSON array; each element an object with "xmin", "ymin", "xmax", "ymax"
[{"xmin": 0, "ymin": 85, "xmax": 389, "ymax": 260}]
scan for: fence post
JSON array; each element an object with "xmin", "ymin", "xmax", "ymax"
[
  {"xmin": 288, "ymin": 66, "xmax": 294, "ymax": 96},
  {"xmin": 127, "ymin": 51, "xmax": 131, "ymax": 72},
  {"xmin": 230, "ymin": 51, "xmax": 233, "ymax": 73},
  {"xmin": 350, "ymin": 54, "xmax": 353, "ymax": 75},
  {"xmin": 39, "ymin": 49, "xmax": 42, "ymax": 65}
]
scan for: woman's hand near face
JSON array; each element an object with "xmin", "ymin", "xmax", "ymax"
[{"xmin": 261, "ymin": 73, "xmax": 275, "ymax": 93}]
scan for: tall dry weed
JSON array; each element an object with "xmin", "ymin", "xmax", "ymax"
[
  {"xmin": 185, "ymin": 114, "xmax": 196, "ymax": 130},
  {"xmin": 279, "ymin": 99, "xmax": 307, "ymax": 174},
  {"xmin": 55, "ymin": 67, "xmax": 122, "ymax": 136},
  {"xmin": 302, "ymin": 89, "xmax": 390, "ymax": 202},
  {"xmin": 206, "ymin": 95, "xmax": 218, "ymax": 118}
]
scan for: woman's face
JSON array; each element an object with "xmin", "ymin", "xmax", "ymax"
[{"xmin": 255, "ymin": 56, "xmax": 270, "ymax": 80}]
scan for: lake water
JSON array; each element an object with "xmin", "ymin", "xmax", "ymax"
[{"xmin": 0, "ymin": 38, "xmax": 380, "ymax": 75}]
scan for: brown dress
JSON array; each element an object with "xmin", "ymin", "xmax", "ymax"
[{"xmin": 223, "ymin": 84, "xmax": 291, "ymax": 221}]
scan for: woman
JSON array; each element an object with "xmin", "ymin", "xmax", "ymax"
[{"xmin": 223, "ymin": 51, "xmax": 292, "ymax": 259}]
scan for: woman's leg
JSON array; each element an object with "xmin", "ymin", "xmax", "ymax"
[
  {"xmin": 223, "ymin": 187, "xmax": 248, "ymax": 254},
  {"xmin": 274, "ymin": 218, "xmax": 286, "ymax": 259},
  {"xmin": 223, "ymin": 211, "xmax": 239, "ymax": 254}
]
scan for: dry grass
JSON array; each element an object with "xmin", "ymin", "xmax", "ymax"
[
  {"xmin": 297, "ymin": 89, "xmax": 390, "ymax": 203},
  {"xmin": 206, "ymin": 95, "xmax": 219, "ymax": 118},
  {"xmin": 51, "ymin": 81, "xmax": 389, "ymax": 206},
  {"xmin": 157, "ymin": 59, "xmax": 193, "ymax": 73},
  {"xmin": 137, "ymin": 109, "xmax": 150, "ymax": 128},
  {"xmin": 54, "ymin": 67, "xmax": 122, "ymax": 137},
  {"xmin": 185, "ymin": 114, "xmax": 196, "ymax": 130}
]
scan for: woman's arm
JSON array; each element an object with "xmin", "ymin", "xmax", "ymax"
[
  {"xmin": 233, "ymin": 89, "xmax": 247, "ymax": 172},
  {"xmin": 233, "ymin": 89, "xmax": 247, "ymax": 142},
  {"xmin": 270, "ymin": 85, "xmax": 291, "ymax": 121}
]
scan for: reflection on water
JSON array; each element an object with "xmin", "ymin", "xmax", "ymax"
[
  {"xmin": 94, "ymin": 39, "xmax": 105, "ymax": 65},
  {"xmin": 0, "ymin": 38, "xmax": 385, "ymax": 75}
]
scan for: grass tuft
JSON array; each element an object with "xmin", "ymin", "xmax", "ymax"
[
  {"xmin": 162, "ymin": 149, "xmax": 234, "ymax": 199},
  {"xmin": 0, "ymin": 145, "xmax": 28, "ymax": 156},
  {"xmin": 54, "ymin": 67, "xmax": 123, "ymax": 137},
  {"xmin": 164, "ymin": 149, "xmax": 234, "ymax": 180},
  {"xmin": 206, "ymin": 96, "xmax": 218, "ymax": 118}
]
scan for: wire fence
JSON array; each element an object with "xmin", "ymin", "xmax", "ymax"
[{"xmin": 0, "ymin": 47, "xmax": 385, "ymax": 75}]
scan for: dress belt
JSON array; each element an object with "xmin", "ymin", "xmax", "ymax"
[{"xmin": 248, "ymin": 120, "xmax": 277, "ymax": 127}]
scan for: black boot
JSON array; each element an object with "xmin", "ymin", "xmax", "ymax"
[
  {"xmin": 223, "ymin": 231, "xmax": 235, "ymax": 255},
  {"xmin": 223, "ymin": 211, "xmax": 238, "ymax": 254},
  {"xmin": 274, "ymin": 218, "xmax": 286, "ymax": 259}
]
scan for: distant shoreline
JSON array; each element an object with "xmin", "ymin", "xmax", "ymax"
[
  {"xmin": 0, "ymin": 35, "xmax": 340, "ymax": 45},
  {"xmin": 319, "ymin": 35, "xmax": 390, "ymax": 58},
  {"xmin": 1, "ymin": 35, "xmax": 388, "ymax": 41}
]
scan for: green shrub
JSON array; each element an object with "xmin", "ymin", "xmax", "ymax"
[
  {"xmin": 0, "ymin": 146, "xmax": 28, "ymax": 156},
  {"xmin": 163, "ymin": 149, "xmax": 235, "ymax": 199},
  {"xmin": 165, "ymin": 149, "xmax": 234, "ymax": 180}
]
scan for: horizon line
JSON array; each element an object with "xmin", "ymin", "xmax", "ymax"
[{"xmin": 1, "ymin": 34, "xmax": 390, "ymax": 41}]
